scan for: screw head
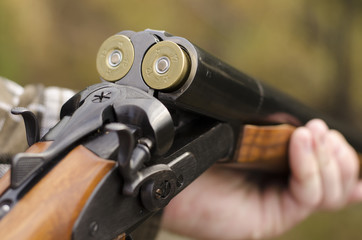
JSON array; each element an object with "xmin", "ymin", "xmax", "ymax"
[
  {"xmin": 89, "ymin": 221, "xmax": 99, "ymax": 236},
  {"xmin": 155, "ymin": 188, "xmax": 163, "ymax": 199},
  {"xmin": 154, "ymin": 180, "xmax": 171, "ymax": 199},
  {"xmin": 1, "ymin": 204, "xmax": 10, "ymax": 213}
]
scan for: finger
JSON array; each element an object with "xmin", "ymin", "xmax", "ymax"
[
  {"xmin": 289, "ymin": 127, "xmax": 322, "ymax": 208},
  {"xmin": 316, "ymin": 130, "xmax": 344, "ymax": 209},
  {"xmin": 306, "ymin": 119, "xmax": 346, "ymax": 209},
  {"xmin": 330, "ymin": 130, "xmax": 359, "ymax": 202},
  {"xmin": 305, "ymin": 119, "xmax": 329, "ymax": 144}
]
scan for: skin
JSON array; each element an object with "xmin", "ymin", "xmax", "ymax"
[{"xmin": 162, "ymin": 119, "xmax": 362, "ymax": 240}]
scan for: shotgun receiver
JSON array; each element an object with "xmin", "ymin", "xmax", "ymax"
[{"xmin": 0, "ymin": 29, "xmax": 361, "ymax": 240}]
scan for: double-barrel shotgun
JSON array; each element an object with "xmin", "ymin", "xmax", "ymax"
[{"xmin": 0, "ymin": 29, "xmax": 361, "ymax": 240}]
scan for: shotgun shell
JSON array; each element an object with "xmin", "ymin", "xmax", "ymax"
[
  {"xmin": 96, "ymin": 34, "xmax": 135, "ymax": 82},
  {"xmin": 142, "ymin": 41, "xmax": 190, "ymax": 91}
]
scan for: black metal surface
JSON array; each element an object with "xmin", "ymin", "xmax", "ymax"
[
  {"xmin": 0, "ymin": 83, "xmax": 175, "ymax": 220},
  {"xmin": 72, "ymin": 121, "xmax": 234, "ymax": 240},
  {"xmin": 82, "ymin": 131, "xmax": 119, "ymax": 161},
  {"xmin": 111, "ymin": 85, "xmax": 174, "ymax": 155},
  {"xmin": 144, "ymin": 29, "xmax": 362, "ymax": 152},
  {"xmin": 72, "ymin": 168, "xmax": 151, "ymax": 240},
  {"xmin": 12, "ymin": 84, "xmax": 173, "ymax": 187},
  {"xmin": 163, "ymin": 122, "xmax": 234, "ymax": 194}
]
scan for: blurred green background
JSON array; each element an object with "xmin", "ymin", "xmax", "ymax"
[{"xmin": 1, "ymin": 0, "xmax": 362, "ymax": 239}]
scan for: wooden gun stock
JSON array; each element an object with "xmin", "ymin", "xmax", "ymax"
[{"xmin": 0, "ymin": 142, "xmax": 116, "ymax": 240}]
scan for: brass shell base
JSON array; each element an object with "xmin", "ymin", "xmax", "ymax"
[
  {"xmin": 142, "ymin": 41, "xmax": 190, "ymax": 91},
  {"xmin": 96, "ymin": 35, "xmax": 135, "ymax": 82}
]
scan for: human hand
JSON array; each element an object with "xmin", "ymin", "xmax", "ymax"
[{"xmin": 162, "ymin": 119, "xmax": 362, "ymax": 240}]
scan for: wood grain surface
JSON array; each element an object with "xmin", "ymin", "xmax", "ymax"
[{"xmin": 0, "ymin": 144, "xmax": 115, "ymax": 240}]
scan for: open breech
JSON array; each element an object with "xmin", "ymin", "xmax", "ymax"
[{"xmin": 0, "ymin": 29, "xmax": 361, "ymax": 240}]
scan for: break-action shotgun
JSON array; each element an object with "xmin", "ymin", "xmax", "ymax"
[{"xmin": 0, "ymin": 29, "xmax": 361, "ymax": 240}]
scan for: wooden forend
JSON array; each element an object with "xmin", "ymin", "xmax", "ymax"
[
  {"xmin": 234, "ymin": 124, "xmax": 362, "ymax": 175},
  {"xmin": 233, "ymin": 124, "xmax": 296, "ymax": 171}
]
